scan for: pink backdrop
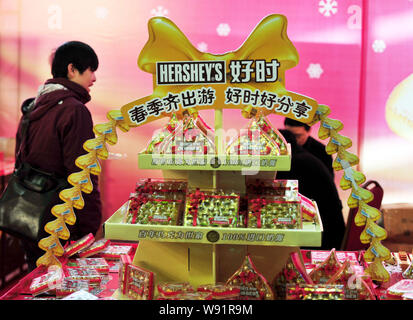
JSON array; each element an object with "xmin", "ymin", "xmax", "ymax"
[{"xmin": 0, "ymin": 0, "xmax": 411, "ymax": 225}]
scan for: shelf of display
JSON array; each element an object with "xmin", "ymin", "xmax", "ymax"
[
  {"xmin": 138, "ymin": 144, "xmax": 291, "ymax": 172},
  {"xmin": 104, "ymin": 201, "xmax": 323, "ymax": 247}
]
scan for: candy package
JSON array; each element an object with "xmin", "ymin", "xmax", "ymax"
[
  {"xmin": 226, "ymin": 118, "xmax": 281, "ymax": 156},
  {"xmin": 387, "ymin": 279, "xmax": 413, "ymax": 297},
  {"xmin": 247, "ymin": 196, "xmax": 301, "ymax": 229},
  {"xmin": 55, "ymin": 279, "xmax": 91, "ymax": 298},
  {"xmin": 126, "ymin": 196, "xmax": 184, "ymax": 225},
  {"xmin": 29, "ymin": 267, "xmax": 64, "ymax": 296},
  {"xmin": 326, "ymin": 259, "xmax": 375, "ymax": 300},
  {"xmin": 76, "ymin": 257, "xmax": 110, "ymax": 274},
  {"xmin": 144, "ymin": 114, "xmax": 180, "ymax": 154},
  {"xmin": 226, "ymin": 255, "xmax": 274, "ymax": 300},
  {"xmin": 78, "ymin": 239, "xmax": 110, "ymax": 258},
  {"xmin": 183, "ymin": 188, "xmax": 241, "ymax": 227},
  {"xmin": 403, "ymin": 259, "xmax": 413, "ymax": 279},
  {"xmin": 197, "ymin": 283, "xmax": 240, "ymax": 300},
  {"xmin": 299, "ymin": 193, "xmax": 317, "ymax": 222},
  {"xmin": 157, "ymin": 283, "xmax": 194, "ymax": 299},
  {"xmin": 160, "ymin": 115, "xmax": 215, "ymax": 155},
  {"xmin": 124, "ymin": 179, "xmax": 188, "ymax": 225},
  {"xmin": 246, "ymin": 179, "xmax": 298, "ymax": 197},
  {"xmin": 309, "ymin": 249, "xmax": 342, "ymax": 284},
  {"xmin": 247, "ymin": 181, "xmax": 301, "ymax": 229},
  {"xmin": 65, "ymin": 267, "xmax": 102, "ymax": 287},
  {"xmin": 256, "ymin": 116, "xmax": 289, "ymax": 155},
  {"xmin": 123, "ymin": 264, "xmax": 154, "ymax": 300},
  {"xmin": 135, "ymin": 178, "xmax": 188, "ymax": 200},
  {"xmin": 286, "ymin": 283, "xmax": 345, "ymax": 300},
  {"xmin": 64, "ymin": 233, "xmax": 95, "ymax": 257},
  {"xmin": 98, "ymin": 245, "xmax": 133, "ymax": 260},
  {"xmin": 272, "ymin": 251, "xmax": 313, "ymax": 299}
]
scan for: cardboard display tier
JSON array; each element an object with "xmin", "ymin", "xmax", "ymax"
[{"xmin": 104, "ymin": 201, "xmax": 323, "ymax": 247}]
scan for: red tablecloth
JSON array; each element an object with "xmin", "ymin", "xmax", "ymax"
[{"xmin": 0, "ymin": 242, "xmax": 137, "ymax": 300}]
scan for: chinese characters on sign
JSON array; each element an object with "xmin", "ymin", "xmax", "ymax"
[
  {"xmin": 224, "ymin": 87, "xmax": 312, "ymax": 119},
  {"xmin": 127, "ymin": 59, "xmax": 313, "ymax": 125},
  {"xmin": 128, "ymin": 87, "xmax": 216, "ymax": 125}
]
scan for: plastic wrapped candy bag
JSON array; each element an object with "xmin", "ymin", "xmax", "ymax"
[
  {"xmin": 161, "ymin": 115, "xmax": 215, "ymax": 155},
  {"xmin": 226, "ymin": 117, "xmax": 281, "ymax": 156}
]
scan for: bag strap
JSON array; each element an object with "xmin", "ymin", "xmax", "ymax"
[{"xmin": 16, "ymin": 99, "xmax": 35, "ymax": 169}]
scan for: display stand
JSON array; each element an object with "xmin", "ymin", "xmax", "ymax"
[{"xmin": 104, "ymin": 106, "xmax": 323, "ymax": 298}]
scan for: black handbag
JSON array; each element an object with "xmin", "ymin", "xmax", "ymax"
[{"xmin": 0, "ymin": 100, "xmax": 69, "ymax": 243}]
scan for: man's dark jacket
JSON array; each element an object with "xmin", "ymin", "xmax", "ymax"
[{"xmin": 15, "ymin": 78, "xmax": 102, "ymax": 241}]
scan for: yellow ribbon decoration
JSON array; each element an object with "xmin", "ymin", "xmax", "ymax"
[{"xmin": 311, "ymin": 104, "xmax": 391, "ymax": 282}]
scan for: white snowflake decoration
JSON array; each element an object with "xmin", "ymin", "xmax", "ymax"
[
  {"xmin": 95, "ymin": 6, "xmax": 109, "ymax": 19},
  {"xmin": 372, "ymin": 39, "xmax": 386, "ymax": 53},
  {"xmin": 319, "ymin": 0, "xmax": 338, "ymax": 17},
  {"xmin": 197, "ymin": 42, "xmax": 208, "ymax": 52},
  {"xmin": 151, "ymin": 5, "xmax": 168, "ymax": 17},
  {"xmin": 306, "ymin": 63, "xmax": 324, "ymax": 79},
  {"xmin": 216, "ymin": 23, "xmax": 231, "ymax": 37}
]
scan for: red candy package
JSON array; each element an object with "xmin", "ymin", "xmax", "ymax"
[
  {"xmin": 29, "ymin": 267, "xmax": 64, "ymax": 296},
  {"xmin": 76, "ymin": 257, "xmax": 110, "ymax": 274},
  {"xmin": 226, "ymin": 255, "xmax": 274, "ymax": 300},
  {"xmin": 157, "ymin": 283, "xmax": 194, "ymax": 298},
  {"xmin": 64, "ymin": 233, "xmax": 95, "ymax": 257},
  {"xmin": 78, "ymin": 239, "xmax": 110, "ymax": 258}
]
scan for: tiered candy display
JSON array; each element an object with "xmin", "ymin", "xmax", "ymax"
[{"xmin": 184, "ymin": 188, "xmax": 240, "ymax": 227}]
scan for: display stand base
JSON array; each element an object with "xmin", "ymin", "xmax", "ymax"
[{"xmin": 131, "ymin": 240, "xmax": 301, "ymax": 298}]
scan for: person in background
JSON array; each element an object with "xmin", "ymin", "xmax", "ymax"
[
  {"xmin": 15, "ymin": 41, "xmax": 102, "ymax": 270},
  {"xmin": 284, "ymin": 117, "xmax": 334, "ymax": 178},
  {"xmin": 276, "ymin": 129, "xmax": 345, "ymax": 250}
]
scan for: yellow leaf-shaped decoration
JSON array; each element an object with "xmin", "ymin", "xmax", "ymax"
[
  {"xmin": 51, "ymin": 203, "xmax": 76, "ymax": 225},
  {"xmin": 307, "ymin": 104, "xmax": 331, "ymax": 127},
  {"xmin": 318, "ymin": 118, "xmax": 343, "ymax": 140},
  {"xmin": 326, "ymin": 133, "xmax": 352, "ymax": 155},
  {"xmin": 68, "ymin": 170, "xmax": 93, "ymax": 194},
  {"xmin": 364, "ymin": 239, "xmax": 391, "ymax": 262},
  {"xmin": 83, "ymin": 135, "xmax": 108, "ymax": 160},
  {"xmin": 107, "ymin": 110, "xmax": 130, "ymax": 132},
  {"xmin": 333, "ymin": 150, "xmax": 359, "ymax": 171},
  {"xmin": 36, "ymin": 249, "xmax": 62, "ymax": 268},
  {"xmin": 44, "ymin": 216, "xmax": 70, "ymax": 240},
  {"xmin": 339, "ymin": 169, "xmax": 366, "ymax": 190},
  {"xmin": 93, "ymin": 121, "xmax": 118, "ymax": 145},
  {"xmin": 59, "ymin": 185, "xmax": 84, "ymax": 209},
  {"xmin": 347, "ymin": 185, "xmax": 374, "ymax": 209},
  {"xmin": 360, "ymin": 219, "xmax": 387, "ymax": 244},
  {"xmin": 38, "ymin": 234, "xmax": 65, "ymax": 257},
  {"xmin": 364, "ymin": 257, "xmax": 390, "ymax": 282},
  {"xmin": 354, "ymin": 203, "xmax": 381, "ymax": 227},
  {"xmin": 75, "ymin": 152, "xmax": 101, "ymax": 175}
]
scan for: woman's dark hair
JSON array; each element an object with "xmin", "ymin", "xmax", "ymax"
[
  {"xmin": 51, "ymin": 41, "xmax": 99, "ymax": 78},
  {"xmin": 284, "ymin": 117, "xmax": 311, "ymax": 132}
]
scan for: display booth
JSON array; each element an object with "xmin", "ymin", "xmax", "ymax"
[{"xmin": 2, "ymin": 14, "xmax": 413, "ymax": 302}]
